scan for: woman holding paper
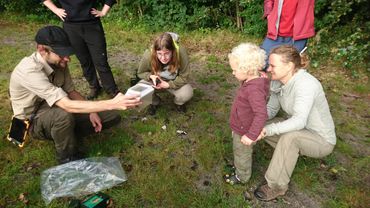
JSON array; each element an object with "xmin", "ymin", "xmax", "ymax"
[{"xmin": 137, "ymin": 32, "xmax": 193, "ymax": 115}]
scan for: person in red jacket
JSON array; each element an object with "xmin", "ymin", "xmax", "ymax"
[
  {"xmin": 224, "ymin": 43, "xmax": 270, "ymax": 185},
  {"xmin": 261, "ymin": 0, "xmax": 315, "ymax": 69}
]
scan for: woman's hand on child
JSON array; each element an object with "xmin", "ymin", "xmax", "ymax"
[
  {"xmin": 241, "ymin": 128, "xmax": 267, "ymax": 145},
  {"xmin": 241, "ymin": 135, "xmax": 254, "ymax": 146},
  {"xmin": 256, "ymin": 128, "xmax": 267, "ymax": 141}
]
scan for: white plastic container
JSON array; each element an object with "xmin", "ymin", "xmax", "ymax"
[{"xmin": 125, "ymin": 83, "xmax": 154, "ymax": 110}]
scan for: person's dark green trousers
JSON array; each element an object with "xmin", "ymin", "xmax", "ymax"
[{"xmin": 30, "ymin": 106, "xmax": 121, "ymax": 163}]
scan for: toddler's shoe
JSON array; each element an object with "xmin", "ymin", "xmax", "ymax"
[{"xmin": 223, "ymin": 172, "xmax": 245, "ymax": 185}]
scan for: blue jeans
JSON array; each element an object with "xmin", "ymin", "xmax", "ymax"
[{"xmin": 261, "ymin": 36, "xmax": 307, "ymax": 70}]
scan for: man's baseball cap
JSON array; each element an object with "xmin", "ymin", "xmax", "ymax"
[{"xmin": 35, "ymin": 26, "xmax": 74, "ymax": 57}]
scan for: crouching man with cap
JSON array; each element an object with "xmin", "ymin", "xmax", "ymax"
[{"xmin": 9, "ymin": 26, "xmax": 141, "ymax": 164}]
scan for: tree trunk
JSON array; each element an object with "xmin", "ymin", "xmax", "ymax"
[
  {"xmin": 138, "ymin": 4, "xmax": 143, "ymax": 17},
  {"xmin": 236, "ymin": 1, "xmax": 243, "ymax": 31}
]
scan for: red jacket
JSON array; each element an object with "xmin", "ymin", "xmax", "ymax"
[
  {"xmin": 229, "ymin": 78, "xmax": 269, "ymax": 141},
  {"xmin": 264, "ymin": 0, "xmax": 315, "ymax": 40}
]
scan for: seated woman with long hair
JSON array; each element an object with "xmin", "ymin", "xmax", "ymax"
[{"xmin": 137, "ymin": 32, "xmax": 193, "ymax": 115}]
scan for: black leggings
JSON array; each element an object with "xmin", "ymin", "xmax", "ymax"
[{"xmin": 63, "ymin": 21, "xmax": 118, "ymax": 94}]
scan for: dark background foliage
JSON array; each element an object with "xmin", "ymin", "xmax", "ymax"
[{"xmin": 0, "ymin": 0, "xmax": 368, "ymax": 72}]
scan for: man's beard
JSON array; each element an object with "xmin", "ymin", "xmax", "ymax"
[
  {"xmin": 50, "ymin": 61, "xmax": 67, "ymax": 69},
  {"xmin": 58, "ymin": 61, "xmax": 67, "ymax": 68}
]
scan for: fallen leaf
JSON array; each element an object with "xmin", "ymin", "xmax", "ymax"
[
  {"xmin": 176, "ymin": 130, "xmax": 188, "ymax": 135},
  {"xmin": 330, "ymin": 168, "xmax": 338, "ymax": 174},
  {"xmin": 18, "ymin": 193, "xmax": 29, "ymax": 205},
  {"xmin": 320, "ymin": 162, "xmax": 328, "ymax": 169},
  {"xmin": 18, "ymin": 193, "xmax": 25, "ymax": 201}
]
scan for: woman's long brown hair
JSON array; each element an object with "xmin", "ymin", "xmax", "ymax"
[{"xmin": 150, "ymin": 33, "xmax": 180, "ymax": 75}]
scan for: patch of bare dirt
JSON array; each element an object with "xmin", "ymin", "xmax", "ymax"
[
  {"xmin": 108, "ymin": 48, "xmax": 141, "ymax": 73},
  {"xmin": 338, "ymin": 92, "xmax": 370, "ymax": 157},
  {"xmin": 1, "ymin": 35, "xmax": 35, "ymax": 48},
  {"xmin": 2, "ymin": 37, "xmax": 18, "ymax": 45}
]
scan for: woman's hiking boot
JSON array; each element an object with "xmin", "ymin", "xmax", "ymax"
[{"xmin": 254, "ymin": 184, "xmax": 287, "ymax": 201}]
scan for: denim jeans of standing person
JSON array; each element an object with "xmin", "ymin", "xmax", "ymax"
[{"xmin": 261, "ymin": 36, "xmax": 307, "ymax": 70}]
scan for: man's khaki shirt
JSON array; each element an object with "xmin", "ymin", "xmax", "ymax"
[{"xmin": 9, "ymin": 52, "xmax": 74, "ymax": 120}]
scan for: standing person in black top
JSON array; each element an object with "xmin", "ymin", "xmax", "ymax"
[{"xmin": 43, "ymin": 0, "xmax": 120, "ymax": 100}]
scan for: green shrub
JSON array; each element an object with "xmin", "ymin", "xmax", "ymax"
[
  {"xmin": 239, "ymin": 0, "xmax": 266, "ymax": 37},
  {"xmin": 0, "ymin": 0, "xmax": 55, "ymax": 21},
  {"xmin": 313, "ymin": 0, "xmax": 370, "ymax": 73}
]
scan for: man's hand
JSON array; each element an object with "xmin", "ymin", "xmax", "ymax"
[
  {"xmin": 89, "ymin": 113, "xmax": 102, "ymax": 132},
  {"xmin": 90, "ymin": 8, "xmax": 106, "ymax": 17},
  {"xmin": 112, "ymin": 93, "xmax": 141, "ymax": 110},
  {"xmin": 241, "ymin": 135, "xmax": 255, "ymax": 146}
]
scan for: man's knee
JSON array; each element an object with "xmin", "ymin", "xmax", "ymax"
[
  {"xmin": 52, "ymin": 108, "xmax": 75, "ymax": 128},
  {"xmin": 100, "ymin": 110, "xmax": 121, "ymax": 130}
]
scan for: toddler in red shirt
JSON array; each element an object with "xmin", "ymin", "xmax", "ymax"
[{"xmin": 225, "ymin": 43, "xmax": 270, "ymax": 185}]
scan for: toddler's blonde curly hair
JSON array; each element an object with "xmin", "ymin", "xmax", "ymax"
[{"xmin": 228, "ymin": 43, "xmax": 266, "ymax": 76}]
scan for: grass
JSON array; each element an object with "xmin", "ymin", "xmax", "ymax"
[{"xmin": 0, "ymin": 16, "xmax": 369, "ymax": 207}]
